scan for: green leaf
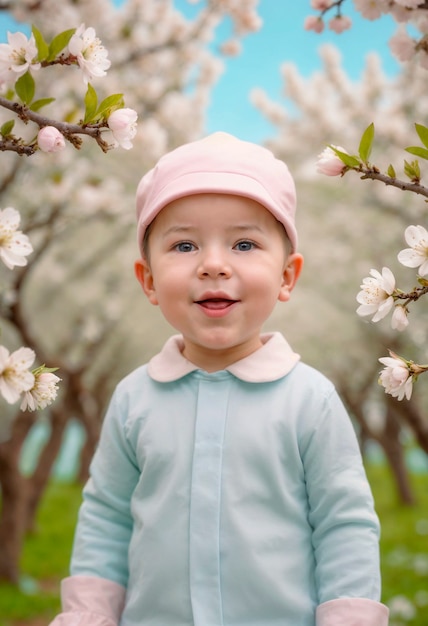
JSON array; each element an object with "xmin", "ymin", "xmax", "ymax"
[
  {"xmin": 4, "ymin": 88, "xmax": 14, "ymax": 101},
  {"xmin": 47, "ymin": 28, "xmax": 76, "ymax": 62},
  {"xmin": 15, "ymin": 71, "xmax": 35, "ymax": 105},
  {"xmin": 358, "ymin": 122, "xmax": 374, "ymax": 164},
  {"xmin": 32, "ymin": 364, "xmax": 60, "ymax": 377},
  {"xmin": 404, "ymin": 159, "xmax": 421, "ymax": 181},
  {"xmin": 96, "ymin": 93, "xmax": 125, "ymax": 120},
  {"xmin": 83, "ymin": 83, "xmax": 98, "ymax": 124},
  {"xmin": 414, "ymin": 123, "xmax": 428, "ymax": 149},
  {"xmin": 32, "ymin": 24, "xmax": 49, "ymax": 61},
  {"xmin": 30, "ymin": 97, "xmax": 56, "ymax": 112},
  {"xmin": 330, "ymin": 146, "xmax": 360, "ymax": 168},
  {"xmin": 0, "ymin": 119, "xmax": 15, "ymax": 137},
  {"xmin": 405, "ymin": 146, "xmax": 428, "ymax": 160},
  {"xmin": 387, "ymin": 164, "xmax": 396, "ymax": 178}
]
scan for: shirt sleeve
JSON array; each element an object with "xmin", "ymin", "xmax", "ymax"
[
  {"xmin": 48, "ymin": 575, "xmax": 126, "ymax": 626},
  {"xmin": 316, "ymin": 597, "xmax": 389, "ymax": 625},
  {"xmin": 69, "ymin": 387, "xmax": 140, "ymax": 588},
  {"xmin": 298, "ymin": 384, "xmax": 389, "ymax": 622}
]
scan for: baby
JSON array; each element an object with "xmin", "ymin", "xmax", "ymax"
[{"xmin": 50, "ymin": 132, "xmax": 389, "ymax": 626}]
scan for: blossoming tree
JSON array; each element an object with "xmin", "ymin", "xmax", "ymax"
[
  {"xmin": 251, "ymin": 37, "xmax": 428, "ymax": 505},
  {"xmin": 0, "ymin": 0, "xmax": 262, "ymax": 585},
  {"xmin": 305, "ymin": 3, "xmax": 428, "ymax": 402}
]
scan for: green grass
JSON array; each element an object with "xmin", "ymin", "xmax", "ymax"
[
  {"xmin": 0, "ymin": 482, "xmax": 82, "ymax": 626},
  {"xmin": 0, "ymin": 465, "xmax": 427, "ymax": 625},
  {"xmin": 366, "ymin": 464, "xmax": 428, "ymax": 625}
]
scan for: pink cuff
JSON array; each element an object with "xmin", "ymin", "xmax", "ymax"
[
  {"xmin": 317, "ymin": 598, "xmax": 389, "ymax": 626},
  {"xmin": 48, "ymin": 575, "xmax": 126, "ymax": 626}
]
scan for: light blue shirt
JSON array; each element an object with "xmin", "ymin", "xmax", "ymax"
[{"xmin": 70, "ymin": 333, "xmax": 382, "ymax": 626}]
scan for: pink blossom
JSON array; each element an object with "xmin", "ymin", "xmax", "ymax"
[
  {"xmin": 220, "ymin": 39, "xmax": 242, "ymax": 56},
  {"xmin": 316, "ymin": 146, "xmax": 347, "ymax": 176},
  {"xmin": 107, "ymin": 108, "xmax": 138, "ymax": 150},
  {"xmin": 389, "ymin": 28, "xmax": 415, "ymax": 62},
  {"xmin": 418, "ymin": 51, "xmax": 428, "ymax": 71},
  {"xmin": 394, "ymin": 0, "xmax": 421, "ymax": 7},
  {"xmin": 37, "ymin": 126, "xmax": 66, "ymax": 153},
  {"xmin": 390, "ymin": 5, "xmax": 413, "ymax": 22},
  {"xmin": 329, "ymin": 15, "xmax": 352, "ymax": 34},
  {"xmin": 378, "ymin": 354, "xmax": 413, "ymax": 401},
  {"xmin": 310, "ymin": 0, "xmax": 332, "ymax": 9},
  {"xmin": 304, "ymin": 16, "xmax": 324, "ymax": 33},
  {"xmin": 354, "ymin": 0, "xmax": 389, "ymax": 20}
]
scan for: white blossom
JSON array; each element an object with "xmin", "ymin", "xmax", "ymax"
[
  {"xmin": 68, "ymin": 24, "xmax": 111, "ymax": 84},
  {"xmin": 316, "ymin": 145, "xmax": 347, "ymax": 176},
  {"xmin": 20, "ymin": 371, "xmax": 61, "ymax": 411},
  {"xmin": 0, "ymin": 207, "xmax": 33, "ymax": 269},
  {"xmin": 397, "ymin": 224, "xmax": 428, "ymax": 276},
  {"xmin": 107, "ymin": 108, "xmax": 138, "ymax": 150},
  {"xmin": 0, "ymin": 31, "xmax": 40, "ymax": 85},
  {"xmin": 391, "ymin": 305, "xmax": 409, "ymax": 331},
  {"xmin": 356, "ymin": 267, "xmax": 396, "ymax": 322},
  {"xmin": 388, "ymin": 594, "xmax": 417, "ymax": 620},
  {"xmin": 378, "ymin": 354, "xmax": 413, "ymax": 401},
  {"xmin": 0, "ymin": 346, "xmax": 35, "ymax": 404}
]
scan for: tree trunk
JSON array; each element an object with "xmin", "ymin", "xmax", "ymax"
[
  {"xmin": 381, "ymin": 403, "xmax": 416, "ymax": 506},
  {"xmin": 337, "ymin": 382, "xmax": 416, "ymax": 505},
  {"xmin": 0, "ymin": 438, "xmax": 28, "ymax": 583},
  {"xmin": 394, "ymin": 398, "xmax": 428, "ymax": 455},
  {"xmin": 25, "ymin": 406, "xmax": 69, "ymax": 533}
]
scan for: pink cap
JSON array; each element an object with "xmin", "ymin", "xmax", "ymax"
[{"xmin": 136, "ymin": 132, "xmax": 297, "ymax": 253}]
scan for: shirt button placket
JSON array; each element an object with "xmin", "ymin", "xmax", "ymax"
[{"xmin": 189, "ymin": 376, "xmax": 230, "ymax": 626}]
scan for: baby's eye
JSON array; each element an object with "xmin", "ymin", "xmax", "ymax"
[
  {"xmin": 175, "ymin": 241, "xmax": 195, "ymax": 253},
  {"xmin": 234, "ymin": 240, "xmax": 255, "ymax": 252}
]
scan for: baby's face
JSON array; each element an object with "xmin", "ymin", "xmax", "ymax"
[{"xmin": 135, "ymin": 193, "xmax": 302, "ymax": 371}]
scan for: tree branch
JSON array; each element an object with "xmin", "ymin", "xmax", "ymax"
[
  {"xmin": 357, "ymin": 167, "xmax": 428, "ymax": 199},
  {"xmin": 0, "ymin": 96, "xmax": 111, "ymax": 153}
]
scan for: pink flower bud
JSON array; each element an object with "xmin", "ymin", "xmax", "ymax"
[
  {"xmin": 328, "ymin": 15, "xmax": 352, "ymax": 34},
  {"xmin": 304, "ymin": 15, "xmax": 324, "ymax": 33},
  {"xmin": 310, "ymin": 0, "xmax": 333, "ymax": 9},
  {"xmin": 316, "ymin": 146, "xmax": 347, "ymax": 176},
  {"xmin": 107, "ymin": 108, "xmax": 138, "ymax": 150},
  {"xmin": 37, "ymin": 126, "xmax": 66, "ymax": 153}
]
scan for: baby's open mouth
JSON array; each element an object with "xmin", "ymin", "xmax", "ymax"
[{"xmin": 196, "ymin": 298, "xmax": 238, "ymax": 310}]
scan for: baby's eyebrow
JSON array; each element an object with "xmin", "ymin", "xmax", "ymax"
[
  {"xmin": 161, "ymin": 225, "xmax": 195, "ymax": 237},
  {"xmin": 229, "ymin": 224, "xmax": 264, "ymax": 232},
  {"xmin": 161, "ymin": 223, "xmax": 264, "ymax": 238}
]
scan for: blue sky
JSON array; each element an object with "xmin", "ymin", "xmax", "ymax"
[
  {"xmin": 0, "ymin": 1, "xmax": 399, "ymax": 143},
  {"xmin": 198, "ymin": 2, "xmax": 399, "ymax": 142}
]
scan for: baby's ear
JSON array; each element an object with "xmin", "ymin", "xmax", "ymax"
[
  {"xmin": 134, "ymin": 258, "xmax": 159, "ymax": 305},
  {"xmin": 278, "ymin": 253, "xmax": 304, "ymax": 302}
]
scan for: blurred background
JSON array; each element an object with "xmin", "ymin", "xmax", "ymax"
[{"xmin": 0, "ymin": 1, "xmax": 426, "ymax": 625}]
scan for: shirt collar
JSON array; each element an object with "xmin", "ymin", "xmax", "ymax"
[{"xmin": 147, "ymin": 332, "xmax": 300, "ymax": 383}]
